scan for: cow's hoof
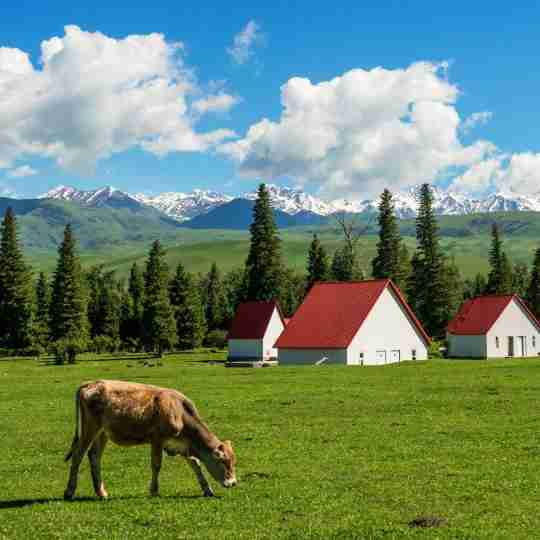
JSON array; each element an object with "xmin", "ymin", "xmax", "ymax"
[
  {"xmin": 64, "ymin": 490, "xmax": 75, "ymax": 501},
  {"xmin": 97, "ymin": 490, "xmax": 109, "ymax": 499},
  {"xmin": 203, "ymin": 490, "xmax": 215, "ymax": 497}
]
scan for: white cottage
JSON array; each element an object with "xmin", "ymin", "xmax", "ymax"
[
  {"xmin": 275, "ymin": 279, "xmax": 430, "ymax": 366},
  {"xmin": 447, "ymin": 294, "xmax": 540, "ymax": 359},
  {"xmin": 227, "ymin": 301, "xmax": 286, "ymax": 363}
]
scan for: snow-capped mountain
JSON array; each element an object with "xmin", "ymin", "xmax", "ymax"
[
  {"xmin": 244, "ymin": 184, "xmax": 337, "ymax": 216},
  {"xmin": 40, "ymin": 185, "xmax": 142, "ymax": 210},
  {"xmin": 133, "ymin": 190, "xmax": 233, "ymax": 222},
  {"xmin": 41, "ymin": 183, "xmax": 540, "ymax": 222}
]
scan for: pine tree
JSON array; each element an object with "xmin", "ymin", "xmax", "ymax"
[
  {"xmin": 49, "ymin": 225, "xmax": 88, "ymax": 362},
  {"xmin": 125, "ymin": 262, "xmax": 145, "ymax": 343},
  {"xmin": 464, "ymin": 273, "xmax": 487, "ymax": 300},
  {"xmin": 280, "ymin": 268, "xmax": 307, "ymax": 316},
  {"xmin": 395, "ymin": 243, "xmax": 412, "ymax": 292},
  {"xmin": 223, "ymin": 267, "xmax": 248, "ymax": 324},
  {"xmin": 527, "ymin": 247, "xmax": 540, "ymax": 318},
  {"xmin": 513, "ymin": 262, "xmax": 529, "ymax": 298},
  {"xmin": 169, "ymin": 263, "xmax": 206, "ymax": 350},
  {"xmin": 32, "ymin": 272, "xmax": 51, "ymax": 350},
  {"xmin": 307, "ymin": 234, "xmax": 329, "ymax": 289},
  {"xmin": 86, "ymin": 268, "xmax": 121, "ymax": 342},
  {"xmin": 442, "ymin": 257, "xmax": 464, "ymax": 322},
  {"xmin": 203, "ymin": 263, "xmax": 226, "ymax": 331},
  {"xmin": 142, "ymin": 240, "xmax": 177, "ymax": 355},
  {"xmin": 409, "ymin": 184, "xmax": 449, "ymax": 338},
  {"xmin": 245, "ymin": 183, "xmax": 283, "ymax": 301},
  {"xmin": 486, "ymin": 224, "xmax": 513, "ymax": 294},
  {"xmin": 331, "ymin": 246, "xmax": 364, "ymax": 281},
  {"xmin": 0, "ymin": 208, "xmax": 33, "ymax": 349},
  {"xmin": 372, "ymin": 189, "xmax": 402, "ymax": 284}
]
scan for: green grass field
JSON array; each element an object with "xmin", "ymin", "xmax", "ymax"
[{"xmin": 2, "ymin": 353, "xmax": 540, "ymax": 539}]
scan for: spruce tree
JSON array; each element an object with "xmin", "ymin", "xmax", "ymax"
[
  {"xmin": 409, "ymin": 184, "xmax": 449, "ymax": 338},
  {"xmin": 32, "ymin": 272, "xmax": 51, "ymax": 350},
  {"xmin": 203, "ymin": 263, "xmax": 226, "ymax": 331},
  {"xmin": 142, "ymin": 240, "xmax": 177, "ymax": 355},
  {"xmin": 245, "ymin": 183, "xmax": 283, "ymax": 301},
  {"xmin": 513, "ymin": 262, "xmax": 529, "ymax": 298},
  {"xmin": 486, "ymin": 224, "xmax": 513, "ymax": 294},
  {"xmin": 49, "ymin": 225, "xmax": 88, "ymax": 362},
  {"xmin": 223, "ymin": 267, "xmax": 248, "ymax": 324},
  {"xmin": 126, "ymin": 262, "xmax": 145, "ymax": 341},
  {"xmin": 395, "ymin": 243, "xmax": 412, "ymax": 292},
  {"xmin": 307, "ymin": 234, "xmax": 329, "ymax": 289},
  {"xmin": 527, "ymin": 247, "xmax": 540, "ymax": 318},
  {"xmin": 372, "ymin": 189, "xmax": 402, "ymax": 284},
  {"xmin": 0, "ymin": 208, "xmax": 33, "ymax": 349},
  {"xmin": 169, "ymin": 263, "xmax": 206, "ymax": 350},
  {"xmin": 442, "ymin": 257, "xmax": 464, "ymax": 322},
  {"xmin": 331, "ymin": 246, "xmax": 364, "ymax": 281}
]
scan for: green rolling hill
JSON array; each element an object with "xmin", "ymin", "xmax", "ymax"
[{"xmin": 1, "ymin": 196, "xmax": 539, "ymax": 280}]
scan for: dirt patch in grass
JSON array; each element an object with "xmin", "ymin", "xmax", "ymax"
[{"xmin": 408, "ymin": 515, "xmax": 447, "ymax": 528}]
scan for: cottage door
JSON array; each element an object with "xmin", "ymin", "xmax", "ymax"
[
  {"xmin": 376, "ymin": 350, "xmax": 387, "ymax": 364},
  {"xmin": 519, "ymin": 336, "xmax": 527, "ymax": 357},
  {"xmin": 390, "ymin": 350, "xmax": 400, "ymax": 363},
  {"xmin": 508, "ymin": 336, "xmax": 515, "ymax": 357}
]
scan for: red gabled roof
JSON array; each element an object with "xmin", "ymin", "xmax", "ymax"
[
  {"xmin": 274, "ymin": 279, "xmax": 430, "ymax": 349},
  {"xmin": 228, "ymin": 301, "xmax": 285, "ymax": 340},
  {"xmin": 448, "ymin": 294, "xmax": 540, "ymax": 335}
]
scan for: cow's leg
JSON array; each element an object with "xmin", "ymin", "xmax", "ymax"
[
  {"xmin": 64, "ymin": 422, "xmax": 99, "ymax": 500},
  {"xmin": 150, "ymin": 441, "xmax": 163, "ymax": 497},
  {"xmin": 187, "ymin": 456, "xmax": 214, "ymax": 497},
  {"xmin": 88, "ymin": 432, "xmax": 109, "ymax": 499}
]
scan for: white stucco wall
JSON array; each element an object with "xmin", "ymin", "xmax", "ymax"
[
  {"xmin": 228, "ymin": 338, "xmax": 263, "ymax": 359},
  {"xmin": 348, "ymin": 287, "xmax": 428, "ymax": 365},
  {"xmin": 262, "ymin": 307, "xmax": 285, "ymax": 359},
  {"xmin": 228, "ymin": 306, "xmax": 285, "ymax": 360},
  {"xmin": 278, "ymin": 348, "xmax": 347, "ymax": 365},
  {"xmin": 486, "ymin": 299, "xmax": 540, "ymax": 358},
  {"xmin": 447, "ymin": 334, "xmax": 487, "ymax": 358}
]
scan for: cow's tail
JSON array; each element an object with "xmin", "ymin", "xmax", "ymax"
[{"xmin": 64, "ymin": 387, "xmax": 82, "ymax": 462}]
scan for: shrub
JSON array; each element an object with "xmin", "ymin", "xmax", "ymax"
[
  {"xmin": 204, "ymin": 329, "xmax": 227, "ymax": 349},
  {"xmin": 429, "ymin": 340, "xmax": 445, "ymax": 359}
]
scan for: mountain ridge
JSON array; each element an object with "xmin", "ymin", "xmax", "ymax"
[{"xmin": 40, "ymin": 183, "xmax": 540, "ymax": 223}]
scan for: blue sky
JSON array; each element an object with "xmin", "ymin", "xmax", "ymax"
[{"xmin": 1, "ymin": 1, "xmax": 540, "ymax": 199}]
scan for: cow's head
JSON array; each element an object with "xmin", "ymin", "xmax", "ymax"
[{"xmin": 202, "ymin": 440, "xmax": 237, "ymax": 488}]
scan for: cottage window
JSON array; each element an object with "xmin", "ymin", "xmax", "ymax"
[
  {"xmin": 496, "ymin": 337, "xmax": 500, "ymax": 349},
  {"xmin": 412, "ymin": 349, "xmax": 417, "ymax": 360},
  {"xmin": 533, "ymin": 336, "xmax": 537, "ymax": 349}
]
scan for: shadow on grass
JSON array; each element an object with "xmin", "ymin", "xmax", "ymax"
[{"xmin": 0, "ymin": 493, "xmax": 215, "ymax": 509}]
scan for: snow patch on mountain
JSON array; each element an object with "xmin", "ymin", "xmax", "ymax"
[{"xmin": 41, "ymin": 183, "xmax": 540, "ymax": 222}]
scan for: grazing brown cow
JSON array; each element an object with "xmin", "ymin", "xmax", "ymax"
[{"xmin": 64, "ymin": 380, "xmax": 237, "ymax": 500}]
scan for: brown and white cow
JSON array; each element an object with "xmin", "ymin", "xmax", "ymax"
[{"xmin": 64, "ymin": 380, "xmax": 237, "ymax": 500}]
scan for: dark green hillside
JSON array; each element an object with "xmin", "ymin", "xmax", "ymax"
[{"xmin": 6, "ymin": 199, "xmax": 183, "ymax": 250}]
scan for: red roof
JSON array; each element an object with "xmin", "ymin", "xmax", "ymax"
[
  {"xmin": 275, "ymin": 279, "xmax": 430, "ymax": 349},
  {"xmin": 447, "ymin": 294, "xmax": 540, "ymax": 335},
  {"xmin": 228, "ymin": 301, "xmax": 285, "ymax": 340}
]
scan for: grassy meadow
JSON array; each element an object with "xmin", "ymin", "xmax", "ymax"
[{"xmin": 2, "ymin": 353, "xmax": 540, "ymax": 539}]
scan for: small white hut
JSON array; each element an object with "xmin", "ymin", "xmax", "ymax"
[{"xmin": 447, "ymin": 294, "xmax": 540, "ymax": 358}]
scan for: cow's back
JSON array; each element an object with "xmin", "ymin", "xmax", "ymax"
[{"xmin": 80, "ymin": 380, "xmax": 186, "ymax": 446}]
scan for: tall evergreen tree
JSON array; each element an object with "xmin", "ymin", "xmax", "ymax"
[
  {"xmin": 280, "ymin": 268, "xmax": 307, "ymax": 316},
  {"xmin": 142, "ymin": 240, "xmax": 177, "ymax": 355},
  {"xmin": 122, "ymin": 262, "xmax": 145, "ymax": 342},
  {"xmin": 372, "ymin": 189, "xmax": 402, "ymax": 284},
  {"xmin": 527, "ymin": 247, "xmax": 540, "ymax": 318},
  {"xmin": 32, "ymin": 272, "xmax": 51, "ymax": 350},
  {"xmin": 442, "ymin": 257, "xmax": 464, "ymax": 322},
  {"xmin": 0, "ymin": 207, "xmax": 33, "ymax": 349},
  {"xmin": 169, "ymin": 263, "xmax": 206, "ymax": 350},
  {"xmin": 513, "ymin": 262, "xmax": 530, "ymax": 298},
  {"xmin": 203, "ymin": 263, "xmax": 226, "ymax": 331},
  {"xmin": 307, "ymin": 234, "xmax": 329, "ymax": 289},
  {"xmin": 245, "ymin": 183, "xmax": 283, "ymax": 301},
  {"xmin": 87, "ymin": 266, "xmax": 121, "ymax": 341},
  {"xmin": 223, "ymin": 267, "xmax": 248, "ymax": 324},
  {"xmin": 395, "ymin": 243, "xmax": 412, "ymax": 292},
  {"xmin": 464, "ymin": 273, "xmax": 487, "ymax": 300},
  {"xmin": 409, "ymin": 184, "xmax": 449, "ymax": 338},
  {"xmin": 486, "ymin": 224, "xmax": 513, "ymax": 294},
  {"xmin": 49, "ymin": 225, "xmax": 88, "ymax": 361}
]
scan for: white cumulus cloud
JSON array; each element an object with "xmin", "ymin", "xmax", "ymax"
[
  {"xmin": 461, "ymin": 111, "xmax": 493, "ymax": 134},
  {"xmin": 227, "ymin": 20, "xmax": 262, "ymax": 65},
  {"xmin": 192, "ymin": 93, "xmax": 240, "ymax": 114},
  {"xmin": 6, "ymin": 165, "xmax": 38, "ymax": 178},
  {"xmin": 0, "ymin": 26, "xmax": 237, "ymax": 174},
  {"xmin": 220, "ymin": 62, "xmax": 496, "ymax": 198}
]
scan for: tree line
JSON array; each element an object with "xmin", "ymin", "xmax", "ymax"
[{"xmin": 1, "ymin": 183, "xmax": 540, "ymax": 361}]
